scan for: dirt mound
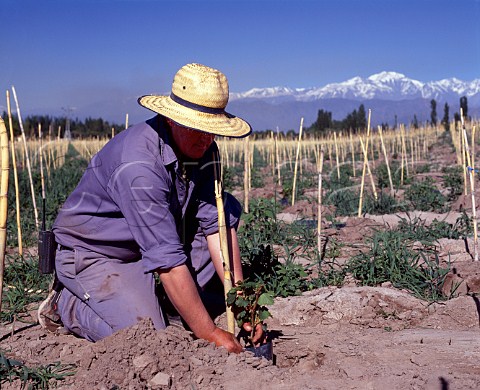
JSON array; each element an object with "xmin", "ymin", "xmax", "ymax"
[{"xmin": 2, "ymin": 285, "xmax": 480, "ymax": 389}]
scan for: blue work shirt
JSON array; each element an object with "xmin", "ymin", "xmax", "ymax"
[{"xmin": 53, "ymin": 115, "xmax": 239, "ymax": 277}]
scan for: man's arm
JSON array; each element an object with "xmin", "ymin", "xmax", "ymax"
[{"xmin": 157, "ymin": 264, "xmax": 242, "ymax": 353}]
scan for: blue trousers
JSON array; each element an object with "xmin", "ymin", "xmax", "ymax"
[{"xmin": 55, "ymin": 230, "xmax": 217, "ymax": 342}]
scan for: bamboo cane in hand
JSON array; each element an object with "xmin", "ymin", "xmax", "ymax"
[{"xmin": 213, "ymin": 152, "xmax": 235, "ymax": 334}]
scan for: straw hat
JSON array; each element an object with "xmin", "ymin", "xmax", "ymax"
[{"xmin": 138, "ymin": 63, "xmax": 252, "ymax": 138}]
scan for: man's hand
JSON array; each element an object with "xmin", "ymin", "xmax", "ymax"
[
  {"xmin": 206, "ymin": 327, "xmax": 243, "ymax": 353},
  {"xmin": 242, "ymin": 322, "xmax": 265, "ymax": 346}
]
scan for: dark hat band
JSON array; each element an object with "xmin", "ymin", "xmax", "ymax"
[{"xmin": 170, "ymin": 93, "xmax": 226, "ymax": 115}]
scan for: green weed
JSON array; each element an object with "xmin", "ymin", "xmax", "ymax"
[
  {"xmin": 404, "ymin": 177, "xmax": 446, "ymax": 212},
  {"xmin": 0, "ymin": 350, "xmax": 75, "ymax": 389},
  {"xmin": 1, "ymin": 254, "xmax": 52, "ymax": 323},
  {"xmin": 375, "ymin": 161, "xmax": 410, "ymax": 189},
  {"xmin": 442, "ymin": 165, "xmax": 463, "ymax": 201},
  {"xmin": 347, "ymin": 229, "xmax": 450, "ymax": 301},
  {"xmin": 364, "ymin": 192, "xmax": 406, "ymax": 215}
]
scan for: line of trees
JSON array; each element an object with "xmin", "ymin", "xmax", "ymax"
[
  {"xmin": 432, "ymin": 95, "xmax": 469, "ymax": 131},
  {"xmin": 306, "ymin": 104, "xmax": 368, "ymax": 136},
  {"xmin": 0, "ymin": 112, "xmax": 124, "ymax": 139}
]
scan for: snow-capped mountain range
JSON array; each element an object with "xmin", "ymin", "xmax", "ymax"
[
  {"xmin": 225, "ymin": 71, "xmax": 480, "ymax": 130},
  {"xmin": 230, "ymin": 72, "xmax": 480, "ymax": 102}
]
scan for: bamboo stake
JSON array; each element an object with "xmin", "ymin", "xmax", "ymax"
[
  {"xmin": 327, "ymin": 142, "xmax": 333, "ymax": 170},
  {"xmin": 472, "ymin": 124, "xmax": 478, "ymax": 261},
  {"xmin": 400, "ymin": 126, "xmax": 406, "ymax": 184},
  {"xmin": 350, "ymin": 132, "xmax": 356, "ymax": 177},
  {"xmin": 6, "ymin": 91, "xmax": 22, "ymax": 255},
  {"xmin": 243, "ymin": 136, "xmax": 250, "ymax": 213},
  {"xmin": 275, "ymin": 131, "xmax": 281, "ymax": 187},
  {"xmin": 11, "ymin": 86, "xmax": 39, "ymax": 228},
  {"xmin": 461, "ymin": 128, "xmax": 467, "ymax": 196},
  {"xmin": 378, "ymin": 126, "xmax": 394, "ymax": 196},
  {"xmin": 0, "ymin": 117, "xmax": 10, "ymax": 315},
  {"xmin": 291, "ymin": 117, "xmax": 304, "ymax": 206},
  {"xmin": 317, "ymin": 148, "xmax": 324, "ymax": 259},
  {"xmin": 409, "ymin": 135, "xmax": 415, "ymax": 174},
  {"xmin": 125, "ymin": 113, "xmax": 129, "ymax": 129},
  {"xmin": 357, "ymin": 109, "xmax": 372, "ymax": 217},
  {"xmin": 213, "ymin": 152, "xmax": 235, "ymax": 334},
  {"xmin": 359, "ymin": 138, "xmax": 378, "ymax": 201},
  {"xmin": 334, "ymin": 132, "xmax": 340, "ymax": 179},
  {"xmin": 460, "ymin": 111, "xmax": 478, "ymax": 261},
  {"xmin": 38, "ymin": 124, "xmax": 47, "ymax": 240}
]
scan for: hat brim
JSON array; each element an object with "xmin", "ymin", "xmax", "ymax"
[{"xmin": 138, "ymin": 95, "xmax": 252, "ymax": 138}]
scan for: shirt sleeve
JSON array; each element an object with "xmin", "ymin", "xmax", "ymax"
[
  {"xmin": 195, "ymin": 149, "xmax": 242, "ymax": 236},
  {"xmin": 107, "ymin": 160, "xmax": 187, "ymax": 273}
]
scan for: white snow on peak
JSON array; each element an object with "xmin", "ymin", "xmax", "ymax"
[
  {"xmin": 230, "ymin": 72, "xmax": 480, "ymax": 102},
  {"xmin": 368, "ymin": 71, "xmax": 407, "ymax": 83}
]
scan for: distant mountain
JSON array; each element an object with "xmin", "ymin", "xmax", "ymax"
[
  {"xmin": 229, "ymin": 72, "xmax": 480, "ymax": 131},
  {"xmin": 231, "ymin": 72, "xmax": 480, "ymax": 102}
]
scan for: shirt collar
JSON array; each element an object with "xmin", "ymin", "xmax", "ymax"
[{"xmin": 149, "ymin": 115, "xmax": 178, "ymax": 167}]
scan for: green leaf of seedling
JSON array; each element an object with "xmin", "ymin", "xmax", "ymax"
[
  {"xmin": 237, "ymin": 310, "xmax": 246, "ymax": 319},
  {"xmin": 257, "ymin": 292, "xmax": 274, "ymax": 306},
  {"xmin": 264, "ymin": 209, "xmax": 275, "ymax": 219},
  {"xmin": 258, "ymin": 308, "xmax": 271, "ymax": 321},
  {"xmin": 226, "ymin": 292, "xmax": 237, "ymax": 306},
  {"xmin": 236, "ymin": 299, "xmax": 249, "ymax": 307}
]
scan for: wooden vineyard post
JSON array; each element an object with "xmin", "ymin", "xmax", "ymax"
[
  {"xmin": 11, "ymin": 86, "xmax": 39, "ymax": 228},
  {"xmin": 6, "ymin": 91, "xmax": 22, "ymax": 255},
  {"xmin": 291, "ymin": 117, "xmax": 304, "ymax": 206},
  {"xmin": 358, "ymin": 109, "xmax": 372, "ymax": 217},
  {"xmin": 213, "ymin": 152, "xmax": 235, "ymax": 334},
  {"xmin": 0, "ymin": 117, "xmax": 10, "ymax": 315}
]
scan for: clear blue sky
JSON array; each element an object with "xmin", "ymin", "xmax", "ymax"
[{"xmin": 1, "ymin": 0, "xmax": 479, "ymax": 122}]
